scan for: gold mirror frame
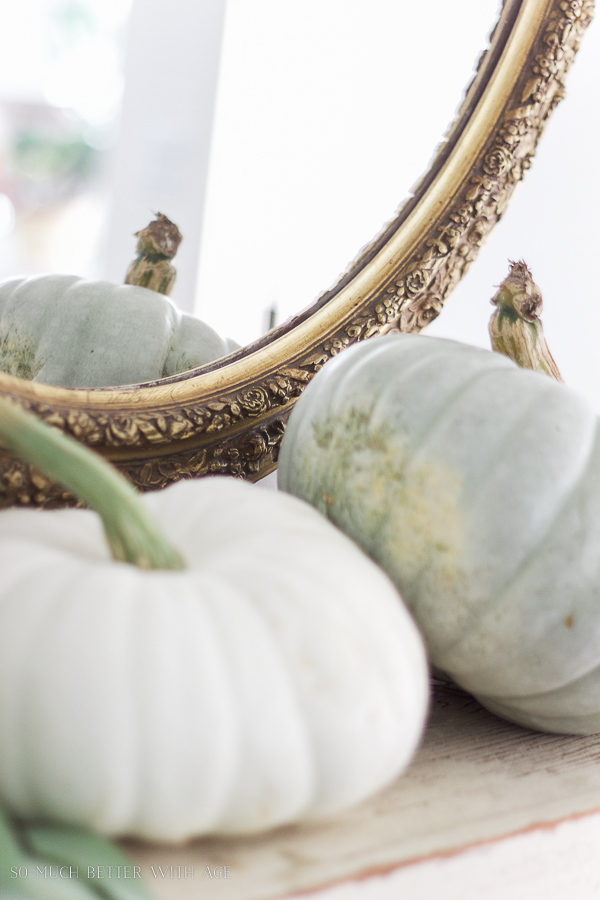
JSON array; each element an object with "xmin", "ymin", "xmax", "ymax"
[{"xmin": 0, "ymin": 0, "xmax": 594, "ymax": 507}]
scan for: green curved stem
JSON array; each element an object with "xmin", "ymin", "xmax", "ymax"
[{"xmin": 0, "ymin": 397, "xmax": 185, "ymax": 571}]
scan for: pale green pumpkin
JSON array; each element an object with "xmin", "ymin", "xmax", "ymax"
[
  {"xmin": 278, "ymin": 333, "xmax": 600, "ymax": 735},
  {"xmin": 0, "ymin": 274, "xmax": 238, "ymax": 388}
]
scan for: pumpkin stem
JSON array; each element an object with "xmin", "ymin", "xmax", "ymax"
[
  {"xmin": 488, "ymin": 260, "xmax": 563, "ymax": 382},
  {"xmin": 124, "ymin": 212, "xmax": 183, "ymax": 296},
  {"xmin": 0, "ymin": 397, "xmax": 185, "ymax": 571}
]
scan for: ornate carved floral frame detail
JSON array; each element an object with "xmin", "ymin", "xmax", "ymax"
[{"xmin": 0, "ymin": 0, "xmax": 594, "ymax": 507}]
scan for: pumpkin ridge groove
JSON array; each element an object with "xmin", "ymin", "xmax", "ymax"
[
  {"xmin": 435, "ymin": 420, "xmax": 600, "ymax": 685},
  {"xmin": 193, "ymin": 574, "xmax": 313, "ymax": 831},
  {"xmin": 90, "ymin": 568, "xmax": 141, "ymax": 833},
  {"xmin": 154, "ymin": 576, "xmax": 241, "ymax": 836},
  {"xmin": 312, "ymin": 340, "xmax": 512, "ymax": 477},
  {"xmin": 15, "ymin": 558, "xmax": 92, "ymax": 818},
  {"xmin": 378, "ymin": 366, "xmax": 595, "ymax": 665},
  {"xmin": 385, "ymin": 363, "xmax": 523, "ymax": 458},
  {"xmin": 473, "ymin": 659, "xmax": 600, "ymax": 734},
  {"xmin": 355, "ymin": 363, "xmax": 549, "ymax": 590},
  {"xmin": 0, "ymin": 554, "xmax": 54, "ymax": 815},
  {"xmin": 476, "ymin": 656, "xmax": 600, "ymax": 704}
]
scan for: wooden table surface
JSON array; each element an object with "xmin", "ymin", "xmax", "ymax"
[{"xmin": 123, "ymin": 682, "xmax": 600, "ymax": 899}]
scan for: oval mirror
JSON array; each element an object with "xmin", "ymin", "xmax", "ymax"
[{"xmin": 0, "ymin": 0, "xmax": 593, "ymax": 507}]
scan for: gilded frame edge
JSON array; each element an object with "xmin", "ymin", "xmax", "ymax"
[{"xmin": 0, "ymin": 0, "xmax": 594, "ymax": 507}]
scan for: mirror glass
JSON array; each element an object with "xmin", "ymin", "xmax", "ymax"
[
  {"xmin": 197, "ymin": 0, "xmax": 501, "ymax": 347},
  {"xmin": 0, "ymin": 0, "xmax": 500, "ymax": 388}
]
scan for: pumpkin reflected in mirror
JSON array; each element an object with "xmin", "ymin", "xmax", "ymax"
[{"xmin": 0, "ymin": 273, "xmax": 239, "ymax": 389}]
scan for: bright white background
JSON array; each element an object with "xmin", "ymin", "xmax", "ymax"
[{"xmin": 197, "ymin": 0, "xmax": 501, "ymax": 341}]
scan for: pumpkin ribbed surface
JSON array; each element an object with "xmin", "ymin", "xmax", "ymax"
[
  {"xmin": 278, "ymin": 334, "xmax": 600, "ymax": 735},
  {"xmin": 0, "ymin": 478, "xmax": 427, "ymax": 840},
  {"xmin": 0, "ymin": 275, "xmax": 237, "ymax": 387}
]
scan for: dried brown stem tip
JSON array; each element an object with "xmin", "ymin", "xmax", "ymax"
[
  {"xmin": 488, "ymin": 260, "xmax": 562, "ymax": 382},
  {"xmin": 124, "ymin": 213, "xmax": 183, "ymax": 296}
]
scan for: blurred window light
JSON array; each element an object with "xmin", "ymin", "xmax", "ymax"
[
  {"xmin": 44, "ymin": 38, "xmax": 125, "ymax": 127},
  {"xmin": 0, "ymin": 0, "xmax": 131, "ymax": 107},
  {"xmin": 0, "ymin": 0, "xmax": 132, "ymax": 280}
]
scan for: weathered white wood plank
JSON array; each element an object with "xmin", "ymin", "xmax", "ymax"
[{"xmin": 123, "ymin": 683, "xmax": 600, "ymax": 899}]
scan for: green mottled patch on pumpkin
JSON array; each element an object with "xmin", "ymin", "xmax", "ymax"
[
  {"xmin": 0, "ymin": 330, "xmax": 42, "ymax": 380},
  {"xmin": 309, "ymin": 400, "xmax": 469, "ymax": 650}
]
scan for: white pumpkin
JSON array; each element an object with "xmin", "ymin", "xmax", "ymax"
[
  {"xmin": 278, "ymin": 333, "xmax": 600, "ymax": 736},
  {"xmin": 0, "ymin": 467, "xmax": 427, "ymax": 840}
]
